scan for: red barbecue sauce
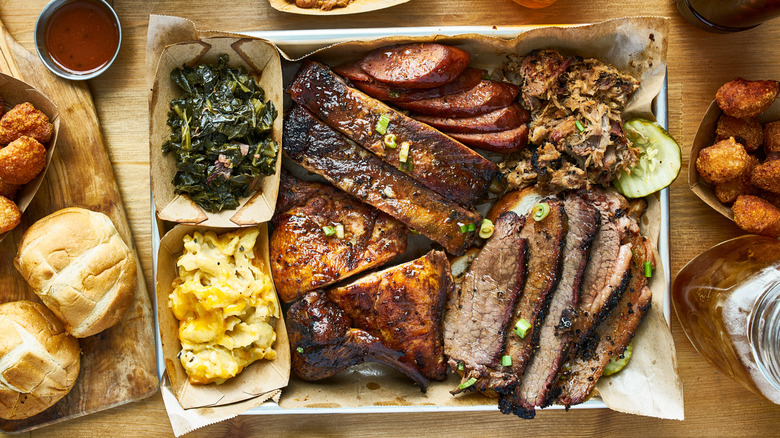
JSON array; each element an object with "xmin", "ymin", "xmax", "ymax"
[{"xmin": 44, "ymin": 0, "xmax": 119, "ymax": 75}]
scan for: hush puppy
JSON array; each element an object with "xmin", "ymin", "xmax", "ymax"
[
  {"xmin": 765, "ymin": 120, "xmax": 780, "ymax": 155},
  {"xmin": 716, "ymin": 78, "xmax": 779, "ymax": 118},
  {"xmin": 0, "ymin": 177, "xmax": 18, "ymax": 199},
  {"xmin": 0, "ymin": 136, "xmax": 47, "ymax": 185},
  {"xmin": 0, "ymin": 195, "xmax": 20, "ymax": 234},
  {"xmin": 0, "ymin": 102, "xmax": 53, "ymax": 145},
  {"xmin": 697, "ymin": 137, "xmax": 751, "ymax": 184},
  {"xmin": 716, "ymin": 115, "xmax": 763, "ymax": 152},
  {"xmin": 715, "ymin": 155, "xmax": 759, "ymax": 203},
  {"xmin": 750, "ymin": 159, "xmax": 780, "ymax": 194},
  {"xmin": 732, "ymin": 194, "xmax": 780, "ymax": 238}
]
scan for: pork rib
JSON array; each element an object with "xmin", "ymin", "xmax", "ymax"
[
  {"xmin": 287, "ymin": 60, "xmax": 497, "ymax": 206},
  {"xmin": 283, "ymin": 104, "xmax": 480, "ymax": 255}
]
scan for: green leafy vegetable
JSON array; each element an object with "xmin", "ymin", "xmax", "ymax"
[{"xmin": 162, "ymin": 55, "xmax": 278, "ymax": 212}]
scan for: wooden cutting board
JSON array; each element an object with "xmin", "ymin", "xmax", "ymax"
[{"xmin": 0, "ymin": 17, "xmax": 158, "ymax": 433}]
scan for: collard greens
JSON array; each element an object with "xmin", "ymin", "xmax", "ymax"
[{"xmin": 162, "ymin": 55, "xmax": 278, "ymax": 212}]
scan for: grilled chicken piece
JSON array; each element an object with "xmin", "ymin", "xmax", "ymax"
[
  {"xmin": 510, "ymin": 195, "xmax": 600, "ymax": 418},
  {"xmin": 444, "ymin": 211, "xmax": 528, "ymax": 395},
  {"xmin": 270, "ymin": 172, "xmax": 407, "ymax": 303},
  {"xmin": 283, "ymin": 104, "xmax": 480, "ymax": 255},
  {"xmin": 328, "ymin": 250, "xmax": 452, "ymax": 381},
  {"xmin": 287, "ymin": 60, "xmax": 498, "ymax": 206},
  {"xmin": 287, "ymin": 290, "xmax": 428, "ymax": 390}
]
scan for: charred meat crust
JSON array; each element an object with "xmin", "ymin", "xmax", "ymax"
[
  {"xmin": 287, "ymin": 290, "xmax": 429, "ymax": 391},
  {"xmin": 510, "ymin": 195, "xmax": 600, "ymax": 415},
  {"xmin": 443, "ymin": 211, "xmax": 528, "ymax": 394},
  {"xmin": 283, "ymin": 104, "xmax": 480, "ymax": 255},
  {"xmin": 502, "ymin": 197, "xmax": 568, "ymax": 382},
  {"xmin": 328, "ymin": 250, "xmax": 452, "ymax": 380},
  {"xmin": 287, "ymin": 60, "xmax": 497, "ymax": 206}
]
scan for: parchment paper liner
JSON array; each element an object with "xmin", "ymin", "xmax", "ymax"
[
  {"xmin": 0, "ymin": 72, "xmax": 59, "ymax": 242},
  {"xmin": 150, "ymin": 37, "xmax": 283, "ymax": 227},
  {"xmin": 156, "ymin": 223, "xmax": 290, "ymax": 411},
  {"xmin": 268, "ymin": 0, "xmax": 410, "ymax": 16},
  {"xmin": 689, "ymin": 97, "xmax": 780, "ymax": 221},
  {"xmin": 147, "ymin": 14, "xmax": 683, "ymax": 422}
]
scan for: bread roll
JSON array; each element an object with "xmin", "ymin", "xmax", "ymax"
[
  {"xmin": 0, "ymin": 301, "xmax": 80, "ymax": 420},
  {"xmin": 14, "ymin": 207, "xmax": 136, "ymax": 338}
]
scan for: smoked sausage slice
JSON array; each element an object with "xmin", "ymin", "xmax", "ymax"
[
  {"xmin": 359, "ymin": 43, "xmax": 470, "ymax": 89},
  {"xmin": 394, "ymin": 80, "xmax": 520, "ymax": 118},
  {"xmin": 349, "ymin": 68, "xmax": 486, "ymax": 102},
  {"xmin": 446, "ymin": 125, "xmax": 529, "ymax": 154},
  {"xmin": 413, "ymin": 104, "xmax": 529, "ymax": 133}
]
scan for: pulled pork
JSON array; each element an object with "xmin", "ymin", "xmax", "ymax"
[{"xmin": 497, "ymin": 50, "xmax": 640, "ymax": 192}]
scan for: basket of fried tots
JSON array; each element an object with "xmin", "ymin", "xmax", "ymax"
[
  {"xmin": 690, "ymin": 78, "xmax": 780, "ymax": 238},
  {"xmin": 0, "ymin": 73, "xmax": 59, "ymax": 240}
]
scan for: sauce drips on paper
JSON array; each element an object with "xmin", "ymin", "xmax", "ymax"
[{"xmin": 44, "ymin": 0, "xmax": 119, "ymax": 75}]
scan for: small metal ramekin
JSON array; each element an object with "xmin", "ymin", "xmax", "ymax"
[{"xmin": 34, "ymin": 0, "xmax": 122, "ymax": 81}]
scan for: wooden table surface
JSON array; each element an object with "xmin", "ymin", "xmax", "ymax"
[{"xmin": 2, "ymin": 0, "xmax": 780, "ymax": 436}]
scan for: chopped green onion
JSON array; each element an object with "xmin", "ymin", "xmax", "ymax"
[
  {"xmin": 388, "ymin": 90, "xmax": 401, "ymax": 99},
  {"xmin": 514, "ymin": 318, "xmax": 532, "ymax": 338},
  {"xmin": 375, "ymin": 114, "xmax": 391, "ymax": 135},
  {"xmin": 410, "ymin": 228, "xmax": 420, "ymax": 235},
  {"xmin": 457, "ymin": 361, "xmax": 464, "ymax": 371},
  {"xmin": 479, "ymin": 219, "xmax": 494, "ymax": 239},
  {"xmin": 384, "ymin": 133, "xmax": 397, "ymax": 148},
  {"xmin": 322, "ymin": 225, "xmax": 336, "ymax": 236},
  {"xmin": 335, "ymin": 223, "xmax": 345, "ymax": 239},
  {"xmin": 644, "ymin": 261, "xmax": 653, "ymax": 278},
  {"xmin": 458, "ymin": 377, "xmax": 477, "ymax": 390},
  {"xmin": 296, "ymin": 347, "xmax": 304, "ymax": 354},
  {"xmin": 575, "ymin": 120, "xmax": 585, "ymax": 132},
  {"xmin": 399, "ymin": 141, "xmax": 411, "ymax": 163},
  {"xmin": 531, "ymin": 202, "xmax": 550, "ymax": 221},
  {"xmin": 501, "ymin": 355, "xmax": 512, "ymax": 367},
  {"xmin": 460, "ymin": 223, "xmax": 476, "ymax": 233}
]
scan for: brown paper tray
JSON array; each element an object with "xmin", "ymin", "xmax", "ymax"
[
  {"xmin": 689, "ymin": 98, "xmax": 780, "ymax": 221},
  {"xmin": 0, "ymin": 72, "xmax": 59, "ymax": 243},
  {"xmin": 150, "ymin": 37, "xmax": 283, "ymax": 228},
  {"xmin": 150, "ymin": 19, "xmax": 681, "ymax": 420}
]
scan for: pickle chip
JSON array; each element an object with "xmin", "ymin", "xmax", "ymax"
[
  {"xmin": 603, "ymin": 341, "xmax": 633, "ymax": 376},
  {"xmin": 614, "ymin": 118, "xmax": 681, "ymax": 198}
]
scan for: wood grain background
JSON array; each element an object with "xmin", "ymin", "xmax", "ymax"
[{"xmin": 2, "ymin": 0, "xmax": 780, "ymax": 436}]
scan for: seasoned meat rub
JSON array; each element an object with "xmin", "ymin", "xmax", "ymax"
[
  {"xmin": 444, "ymin": 212, "xmax": 528, "ymax": 394},
  {"xmin": 509, "ymin": 195, "xmax": 600, "ymax": 418},
  {"xmin": 284, "ymin": 105, "xmax": 480, "ymax": 255},
  {"xmin": 328, "ymin": 250, "xmax": 452, "ymax": 380},
  {"xmin": 287, "ymin": 60, "xmax": 497, "ymax": 206},
  {"xmin": 270, "ymin": 172, "xmax": 407, "ymax": 303}
]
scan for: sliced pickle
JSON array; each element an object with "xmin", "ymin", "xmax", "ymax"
[
  {"xmin": 603, "ymin": 341, "xmax": 633, "ymax": 376},
  {"xmin": 614, "ymin": 119, "xmax": 681, "ymax": 198}
]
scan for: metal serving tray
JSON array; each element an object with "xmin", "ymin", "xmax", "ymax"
[{"xmin": 151, "ymin": 26, "xmax": 671, "ymax": 415}]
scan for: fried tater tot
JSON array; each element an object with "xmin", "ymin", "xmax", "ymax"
[
  {"xmin": 696, "ymin": 137, "xmax": 751, "ymax": 184},
  {"xmin": 0, "ymin": 177, "xmax": 19, "ymax": 199},
  {"xmin": 0, "ymin": 136, "xmax": 47, "ymax": 185},
  {"xmin": 0, "ymin": 102, "xmax": 53, "ymax": 145},
  {"xmin": 759, "ymin": 190, "xmax": 780, "ymax": 209},
  {"xmin": 715, "ymin": 155, "xmax": 759, "ymax": 203},
  {"xmin": 765, "ymin": 120, "xmax": 780, "ymax": 155},
  {"xmin": 716, "ymin": 115, "xmax": 763, "ymax": 152},
  {"xmin": 0, "ymin": 195, "xmax": 20, "ymax": 234},
  {"xmin": 733, "ymin": 194, "xmax": 780, "ymax": 238},
  {"xmin": 716, "ymin": 78, "xmax": 780, "ymax": 118},
  {"xmin": 751, "ymin": 159, "xmax": 780, "ymax": 194}
]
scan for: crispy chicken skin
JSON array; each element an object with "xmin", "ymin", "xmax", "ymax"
[
  {"xmin": 733, "ymin": 195, "xmax": 780, "ymax": 238},
  {"xmin": 0, "ymin": 195, "xmax": 20, "ymax": 233},
  {"xmin": 270, "ymin": 172, "xmax": 407, "ymax": 303},
  {"xmin": 327, "ymin": 250, "xmax": 452, "ymax": 380},
  {"xmin": 696, "ymin": 137, "xmax": 751, "ymax": 185},
  {"xmin": 0, "ymin": 102, "xmax": 53, "ymax": 145},
  {"xmin": 716, "ymin": 115, "xmax": 763, "ymax": 152},
  {"xmin": 0, "ymin": 136, "xmax": 47, "ymax": 185},
  {"xmin": 716, "ymin": 78, "xmax": 779, "ymax": 119},
  {"xmin": 287, "ymin": 290, "xmax": 428, "ymax": 390}
]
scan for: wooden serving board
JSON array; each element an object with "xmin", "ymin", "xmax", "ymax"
[{"xmin": 0, "ymin": 17, "xmax": 158, "ymax": 433}]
